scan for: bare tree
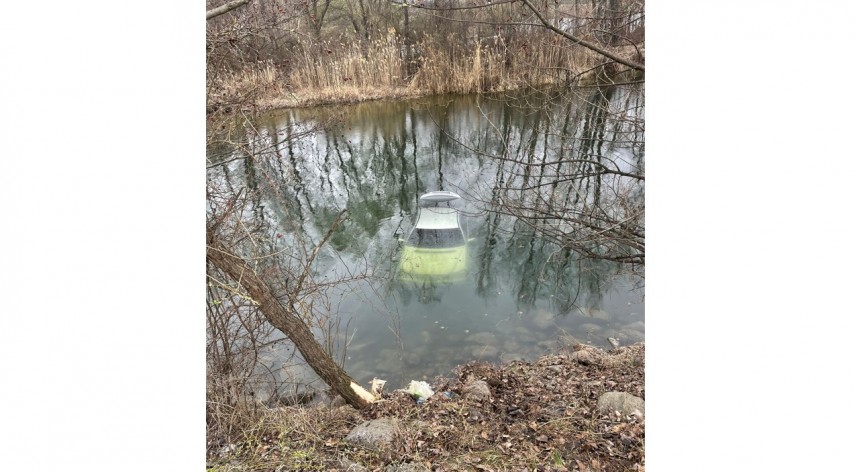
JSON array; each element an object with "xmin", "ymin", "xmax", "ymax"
[
  {"xmin": 207, "ymin": 219, "xmax": 372, "ymax": 409},
  {"xmin": 206, "ymin": 117, "xmax": 378, "ymax": 411}
]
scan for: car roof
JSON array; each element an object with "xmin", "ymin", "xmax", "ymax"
[{"xmin": 415, "ymin": 206, "xmax": 460, "ymax": 229}]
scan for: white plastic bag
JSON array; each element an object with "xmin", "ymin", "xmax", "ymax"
[{"xmin": 403, "ymin": 380, "xmax": 435, "ymax": 401}]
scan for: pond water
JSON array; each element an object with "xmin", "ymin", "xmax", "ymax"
[{"xmin": 207, "ymin": 86, "xmax": 645, "ymax": 396}]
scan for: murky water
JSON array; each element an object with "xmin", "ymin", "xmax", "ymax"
[{"xmin": 207, "ymin": 87, "xmax": 644, "ymax": 394}]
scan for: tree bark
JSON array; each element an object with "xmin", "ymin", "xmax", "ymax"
[
  {"xmin": 206, "ymin": 231, "xmax": 371, "ymax": 409},
  {"xmin": 206, "ymin": 0, "xmax": 252, "ymax": 21}
]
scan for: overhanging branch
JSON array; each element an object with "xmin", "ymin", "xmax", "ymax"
[
  {"xmin": 206, "ymin": 0, "xmax": 252, "ymax": 21},
  {"xmin": 518, "ymin": 0, "xmax": 644, "ymax": 72}
]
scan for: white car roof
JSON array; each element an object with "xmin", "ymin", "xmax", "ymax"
[{"xmin": 415, "ymin": 206, "xmax": 460, "ymax": 229}]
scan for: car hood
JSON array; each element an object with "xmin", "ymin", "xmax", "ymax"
[{"xmin": 398, "ymin": 244, "xmax": 468, "ymax": 283}]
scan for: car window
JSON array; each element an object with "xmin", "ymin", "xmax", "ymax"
[{"xmin": 407, "ymin": 228, "xmax": 464, "ymax": 248}]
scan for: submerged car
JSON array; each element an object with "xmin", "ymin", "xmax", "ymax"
[{"xmin": 398, "ymin": 191, "xmax": 469, "ymax": 283}]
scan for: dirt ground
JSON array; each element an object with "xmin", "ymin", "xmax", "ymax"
[{"xmin": 207, "ymin": 343, "xmax": 644, "ymax": 472}]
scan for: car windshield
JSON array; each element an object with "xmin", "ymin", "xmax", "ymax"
[{"xmin": 406, "ymin": 228, "xmax": 464, "ymax": 248}]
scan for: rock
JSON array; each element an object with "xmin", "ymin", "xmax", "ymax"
[
  {"xmin": 466, "ymin": 407, "xmax": 485, "ymax": 422},
  {"xmin": 624, "ymin": 321, "xmax": 645, "ymax": 332},
  {"xmin": 500, "ymin": 352, "xmax": 525, "ymax": 363},
  {"xmin": 531, "ymin": 309, "xmax": 554, "ymax": 330},
  {"xmin": 571, "ymin": 346, "xmax": 601, "ymax": 366},
  {"xmin": 617, "ymin": 328, "xmax": 644, "ymax": 343},
  {"xmin": 330, "ymin": 395, "xmax": 348, "ymax": 408},
  {"xmin": 471, "ymin": 345, "xmax": 499, "ymax": 358},
  {"xmin": 513, "ymin": 328, "xmax": 538, "ymax": 343},
  {"xmin": 344, "ymin": 418, "xmax": 399, "ymax": 449},
  {"xmin": 461, "ymin": 379, "xmax": 492, "ymax": 401},
  {"xmin": 558, "ymin": 333, "xmax": 580, "ymax": 348},
  {"xmin": 579, "ymin": 307, "xmax": 611, "ymax": 320},
  {"xmin": 504, "ymin": 339, "xmax": 521, "ymax": 352},
  {"xmin": 466, "ymin": 331, "xmax": 498, "ymax": 345},
  {"xmin": 597, "ymin": 392, "xmax": 645, "ymax": 417},
  {"xmin": 339, "ymin": 458, "xmax": 368, "ymax": 471},
  {"xmin": 577, "ymin": 322, "xmax": 603, "ymax": 334},
  {"xmin": 403, "ymin": 351, "xmax": 422, "ymax": 367}
]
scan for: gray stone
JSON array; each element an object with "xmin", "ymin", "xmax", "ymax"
[
  {"xmin": 344, "ymin": 418, "xmax": 399, "ymax": 449},
  {"xmin": 578, "ymin": 323, "xmax": 603, "ymax": 334},
  {"xmin": 461, "ymin": 380, "xmax": 492, "ymax": 401},
  {"xmin": 579, "ymin": 307, "xmax": 611, "ymax": 320},
  {"xmin": 500, "ymin": 352, "xmax": 525, "ymax": 363},
  {"xmin": 504, "ymin": 339, "xmax": 522, "ymax": 352},
  {"xmin": 403, "ymin": 351, "xmax": 422, "ymax": 367},
  {"xmin": 599, "ymin": 328, "xmax": 618, "ymax": 340},
  {"xmin": 597, "ymin": 392, "xmax": 645, "ymax": 417},
  {"xmin": 471, "ymin": 345, "xmax": 499, "ymax": 358},
  {"xmin": 571, "ymin": 348, "xmax": 600, "ymax": 366},
  {"xmin": 624, "ymin": 321, "xmax": 645, "ymax": 332},
  {"xmin": 558, "ymin": 333, "xmax": 580, "ymax": 348},
  {"xmin": 513, "ymin": 328, "xmax": 538, "ymax": 344},
  {"xmin": 466, "ymin": 331, "xmax": 498, "ymax": 345},
  {"xmin": 531, "ymin": 309, "xmax": 554, "ymax": 330},
  {"xmin": 339, "ymin": 458, "xmax": 368, "ymax": 471},
  {"xmin": 617, "ymin": 328, "xmax": 645, "ymax": 342}
]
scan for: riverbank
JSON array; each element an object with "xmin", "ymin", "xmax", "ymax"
[
  {"xmin": 206, "ymin": 342, "xmax": 644, "ymax": 472},
  {"xmin": 206, "ymin": 42, "xmax": 643, "ymax": 116}
]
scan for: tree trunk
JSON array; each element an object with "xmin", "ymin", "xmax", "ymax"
[{"xmin": 206, "ymin": 232, "xmax": 371, "ymax": 409}]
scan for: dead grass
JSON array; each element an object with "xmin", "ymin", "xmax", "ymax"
[
  {"xmin": 207, "ymin": 61, "xmax": 290, "ymax": 112},
  {"xmin": 207, "ymin": 32, "xmax": 608, "ymax": 113},
  {"xmin": 207, "ymin": 343, "xmax": 645, "ymax": 471}
]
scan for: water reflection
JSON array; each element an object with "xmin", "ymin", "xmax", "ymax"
[{"xmin": 207, "ymin": 87, "xmax": 644, "ymax": 391}]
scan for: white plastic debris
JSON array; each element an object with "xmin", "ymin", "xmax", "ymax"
[
  {"xmin": 403, "ymin": 380, "xmax": 435, "ymax": 402},
  {"xmin": 370, "ymin": 378, "xmax": 387, "ymax": 399}
]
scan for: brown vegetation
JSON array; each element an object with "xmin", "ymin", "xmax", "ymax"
[
  {"xmin": 206, "ymin": 343, "xmax": 644, "ymax": 471},
  {"xmin": 205, "ymin": 0, "xmax": 645, "ymax": 112},
  {"xmin": 205, "ymin": 2, "xmax": 646, "ymax": 469}
]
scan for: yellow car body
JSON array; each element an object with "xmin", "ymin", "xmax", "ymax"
[{"xmin": 399, "ymin": 205, "xmax": 468, "ymax": 283}]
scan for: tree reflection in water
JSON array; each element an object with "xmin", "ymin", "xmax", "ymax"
[{"xmin": 206, "ymin": 87, "xmax": 644, "ymax": 388}]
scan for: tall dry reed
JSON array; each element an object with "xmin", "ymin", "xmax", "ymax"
[{"xmin": 287, "ymin": 31, "xmax": 595, "ymax": 105}]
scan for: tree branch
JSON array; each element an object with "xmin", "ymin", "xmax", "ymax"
[
  {"xmin": 206, "ymin": 0, "xmax": 252, "ymax": 21},
  {"xmin": 518, "ymin": 0, "xmax": 644, "ymax": 72}
]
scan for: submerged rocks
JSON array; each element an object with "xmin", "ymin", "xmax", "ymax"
[
  {"xmin": 466, "ymin": 331, "xmax": 498, "ymax": 345},
  {"xmin": 579, "ymin": 307, "xmax": 611, "ymax": 320},
  {"xmin": 470, "ymin": 344, "xmax": 499, "ymax": 359},
  {"xmin": 530, "ymin": 309, "xmax": 554, "ymax": 330},
  {"xmin": 500, "ymin": 351, "xmax": 525, "ymax": 363}
]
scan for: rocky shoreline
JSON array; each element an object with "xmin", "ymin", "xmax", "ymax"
[{"xmin": 207, "ymin": 343, "xmax": 645, "ymax": 472}]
